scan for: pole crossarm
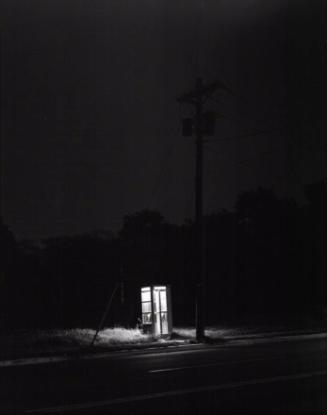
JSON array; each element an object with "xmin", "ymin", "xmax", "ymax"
[{"xmin": 177, "ymin": 80, "xmax": 231, "ymax": 104}]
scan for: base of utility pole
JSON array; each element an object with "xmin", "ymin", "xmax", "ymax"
[{"xmin": 195, "ymin": 283, "xmax": 205, "ymax": 342}]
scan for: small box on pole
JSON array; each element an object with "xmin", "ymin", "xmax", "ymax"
[{"xmin": 182, "ymin": 118, "xmax": 194, "ymax": 137}]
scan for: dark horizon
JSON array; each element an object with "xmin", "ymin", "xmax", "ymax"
[{"xmin": 1, "ymin": 179, "xmax": 323, "ymax": 244}]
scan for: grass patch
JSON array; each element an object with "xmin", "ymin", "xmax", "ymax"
[
  {"xmin": 95, "ymin": 327, "xmax": 155, "ymax": 345},
  {"xmin": 0, "ymin": 325, "xmax": 303, "ymax": 359},
  {"xmin": 35, "ymin": 327, "xmax": 156, "ymax": 348}
]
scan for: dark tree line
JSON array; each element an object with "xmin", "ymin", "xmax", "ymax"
[{"xmin": 2, "ymin": 180, "xmax": 327, "ymax": 330}]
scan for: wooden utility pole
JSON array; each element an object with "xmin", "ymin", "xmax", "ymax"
[
  {"xmin": 194, "ymin": 77, "xmax": 205, "ymax": 341},
  {"xmin": 178, "ymin": 77, "xmax": 227, "ymax": 341}
]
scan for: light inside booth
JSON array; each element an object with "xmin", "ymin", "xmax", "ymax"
[
  {"xmin": 141, "ymin": 286, "xmax": 172, "ymax": 336},
  {"xmin": 141, "ymin": 287, "xmax": 152, "ymax": 325}
]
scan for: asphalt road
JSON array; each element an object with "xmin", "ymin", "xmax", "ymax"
[{"xmin": 1, "ymin": 336, "xmax": 327, "ymax": 414}]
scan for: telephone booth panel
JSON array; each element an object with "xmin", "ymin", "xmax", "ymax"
[{"xmin": 141, "ymin": 285, "xmax": 172, "ymax": 336}]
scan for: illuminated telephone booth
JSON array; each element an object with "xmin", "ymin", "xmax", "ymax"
[{"xmin": 141, "ymin": 285, "xmax": 172, "ymax": 336}]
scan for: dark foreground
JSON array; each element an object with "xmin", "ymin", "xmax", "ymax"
[{"xmin": 1, "ymin": 335, "xmax": 327, "ymax": 414}]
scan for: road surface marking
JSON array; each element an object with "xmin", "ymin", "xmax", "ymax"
[
  {"xmin": 0, "ymin": 346, "xmax": 204, "ymax": 368},
  {"xmin": 0, "ymin": 356, "xmax": 67, "ymax": 367},
  {"xmin": 0, "ymin": 345, "xmax": 205, "ymax": 368},
  {"xmin": 0, "ymin": 353, "xmax": 112, "ymax": 368},
  {"xmin": 26, "ymin": 368, "xmax": 327, "ymax": 413},
  {"xmin": 148, "ymin": 356, "xmax": 283, "ymax": 373}
]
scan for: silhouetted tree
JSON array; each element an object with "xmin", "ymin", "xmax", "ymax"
[
  {"xmin": 234, "ymin": 187, "xmax": 298, "ymax": 323},
  {"xmin": 5, "ymin": 179, "xmax": 327, "ymax": 331},
  {"xmin": 41, "ymin": 231, "xmax": 119, "ymax": 328},
  {"xmin": 0, "ymin": 218, "xmax": 18, "ymax": 329},
  {"xmin": 303, "ymin": 179, "xmax": 327, "ymax": 319}
]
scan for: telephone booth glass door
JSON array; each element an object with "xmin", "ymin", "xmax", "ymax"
[
  {"xmin": 153, "ymin": 286, "xmax": 168, "ymax": 335},
  {"xmin": 141, "ymin": 285, "xmax": 172, "ymax": 336}
]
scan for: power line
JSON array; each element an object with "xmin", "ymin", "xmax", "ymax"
[
  {"xmin": 146, "ymin": 122, "xmax": 182, "ymax": 211},
  {"xmin": 205, "ymin": 144, "xmax": 285, "ymax": 169},
  {"xmin": 204, "ymin": 142, "xmax": 294, "ymax": 195},
  {"xmin": 205, "ymin": 127, "xmax": 285, "ymax": 144}
]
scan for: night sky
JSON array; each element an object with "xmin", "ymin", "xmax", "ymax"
[{"xmin": 1, "ymin": 0, "xmax": 326, "ymax": 240}]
